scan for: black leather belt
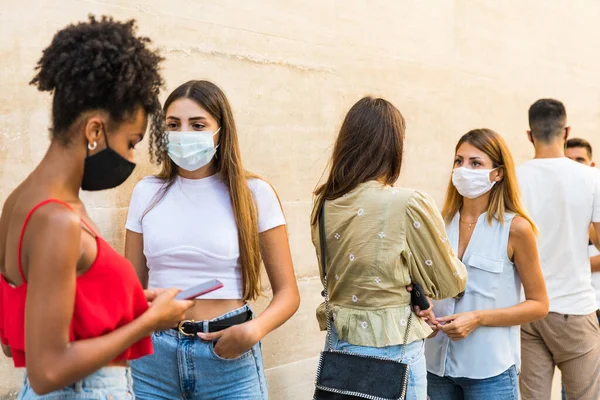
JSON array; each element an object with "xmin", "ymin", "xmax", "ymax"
[{"xmin": 174, "ymin": 310, "xmax": 252, "ymax": 337}]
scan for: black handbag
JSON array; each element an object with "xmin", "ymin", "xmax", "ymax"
[{"xmin": 314, "ymin": 204, "xmax": 412, "ymax": 400}]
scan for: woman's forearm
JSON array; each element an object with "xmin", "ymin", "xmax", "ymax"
[
  {"xmin": 251, "ymin": 286, "xmax": 300, "ymax": 339},
  {"xmin": 28, "ymin": 312, "xmax": 155, "ymax": 395},
  {"xmin": 125, "ymin": 230, "xmax": 149, "ymax": 288},
  {"xmin": 255, "ymin": 225, "xmax": 300, "ymax": 340},
  {"xmin": 591, "ymin": 255, "xmax": 600, "ymax": 273},
  {"xmin": 477, "ymin": 299, "xmax": 548, "ymax": 328}
]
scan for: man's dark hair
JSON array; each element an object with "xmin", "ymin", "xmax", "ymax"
[
  {"xmin": 566, "ymin": 138, "xmax": 593, "ymax": 159},
  {"xmin": 528, "ymin": 98, "xmax": 567, "ymax": 144},
  {"xmin": 30, "ymin": 15, "xmax": 166, "ymax": 162}
]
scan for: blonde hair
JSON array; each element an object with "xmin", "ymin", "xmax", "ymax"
[{"xmin": 442, "ymin": 128, "xmax": 538, "ymax": 235}]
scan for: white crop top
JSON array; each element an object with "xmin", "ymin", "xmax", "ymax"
[{"xmin": 125, "ymin": 174, "xmax": 286, "ymax": 299}]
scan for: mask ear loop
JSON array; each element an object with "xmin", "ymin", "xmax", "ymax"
[
  {"xmin": 490, "ymin": 165, "xmax": 504, "ymax": 184},
  {"xmin": 213, "ymin": 127, "xmax": 221, "ymax": 159}
]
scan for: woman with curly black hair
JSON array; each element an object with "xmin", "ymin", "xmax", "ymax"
[{"xmin": 0, "ymin": 16, "xmax": 193, "ymax": 399}]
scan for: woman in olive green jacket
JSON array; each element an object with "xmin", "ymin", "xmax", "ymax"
[{"xmin": 311, "ymin": 96, "xmax": 467, "ymax": 400}]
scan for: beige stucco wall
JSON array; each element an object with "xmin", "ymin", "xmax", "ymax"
[{"xmin": 1, "ymin": 1, "xmax": 598, "ymax": 398}]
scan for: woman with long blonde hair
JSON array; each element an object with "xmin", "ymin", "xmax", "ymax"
[
  {"xmin": 425, "ymin": 129, "xmax": 549, "ymax": 399},
  {"xmin": 125, "ymin": 80, "xmax": 300, "ymax": 399}
]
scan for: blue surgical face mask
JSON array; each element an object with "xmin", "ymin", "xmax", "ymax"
[{"xmin": 167, "ymin": 128, "xmax": 220, "ymax": 171}]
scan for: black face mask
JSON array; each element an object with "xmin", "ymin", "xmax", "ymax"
[{"xmin": 81, "ymin": 129, "xmax": 136, "ymax": 191}]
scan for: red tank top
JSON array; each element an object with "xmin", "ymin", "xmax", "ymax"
[{"xmin": 0, "ymin": 199, "xmax": 152, "ymax": 367}]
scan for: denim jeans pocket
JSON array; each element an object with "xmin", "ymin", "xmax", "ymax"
[{"xmin": 209, "ymin": 340, "xmax": 254, "ymax": 362}]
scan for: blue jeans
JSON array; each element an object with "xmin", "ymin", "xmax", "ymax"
[
  {"xmin": 427, "ymin": 366, "xmax": 519, "ymax": 400},
  {"xmin": 131, "ymin": 304, "xmax": 267, "ymax": 399},
  {"xmin": 19, "ymin": 367, "xmax": 133, "ymax": 399},
  {"xmin": 329, "ymin": 326, "xmax": 428, "ymax": 400}
]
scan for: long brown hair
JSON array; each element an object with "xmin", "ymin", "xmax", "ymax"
[
  {"xmin": 441, "ymin": 128, "xmax": 538, "ymax": 234},
  {"xmin": 147, "ymin": 80, "xmax": 263, "ymax": 301},
  {"xmin": 311, "ymin": 96, "xmax": 406, "ymax": 225}
]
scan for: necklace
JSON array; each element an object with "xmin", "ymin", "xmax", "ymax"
[{"xmin": 459, "ymin": 218, "xmax": 477, "ymax": 232}]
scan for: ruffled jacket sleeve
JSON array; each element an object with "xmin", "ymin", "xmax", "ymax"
[{"xmin": 404, "ymin": 191, "xmax": 467, "ymax": 299}]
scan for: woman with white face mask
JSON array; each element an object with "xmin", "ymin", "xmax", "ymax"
[
  {"xmin": 425, "ymin": 129, "xmax": 549, "ymax": 400},
  {"xmin": 124, "ymin": 80, "xmax": 300, "ymax": 399}
]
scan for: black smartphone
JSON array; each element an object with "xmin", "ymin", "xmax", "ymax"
[
  {"xmin": 175, "ymin": 279, "xmax": 224, "ymax": 300},
  {"xmin": 410, "ymin": 283, "xmax": 430, "ymax": 310}
]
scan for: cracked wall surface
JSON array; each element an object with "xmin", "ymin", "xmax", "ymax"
[{"xmin": 1, "ymin": 1, "xmax": 600, "ymax": 398}]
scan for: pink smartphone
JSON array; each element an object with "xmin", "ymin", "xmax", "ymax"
[{"xmin": 175, "ymin": 279, "xmax": 224, "ymax": 300}]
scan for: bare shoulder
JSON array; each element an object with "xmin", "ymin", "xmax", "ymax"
[
  {"xmin": 509, "ymin": 215, "xmax": 534, "ymax": 239},
  {"xmin": 20, "ymin": 203, "xmax": 82, "ymax": 279},
  {"xmin": 25, "ymin": 202, "xmax": 80, "ymax": 236},
  {"xmin": 17, "ymin": 201, "xmax": 81, "ymax": 261}
]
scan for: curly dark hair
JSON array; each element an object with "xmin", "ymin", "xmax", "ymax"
[{"xmin": 30, "ymin": 15, "xmax": 167, "ymax": 162}]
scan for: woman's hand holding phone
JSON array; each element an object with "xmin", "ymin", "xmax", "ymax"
[
  {"xmin": 144, "ymin": 288, "xmax": 161, "ymax": 304},
  {"xmin": 144, "ymin": 288, "xmax": 194, "ymax": 331},
  {"xmin": 142, "ymin": 281, "xmax": 223, "ymax": 333},
  {"xmin": 406, "ymin": 284, "xmax": 438, "ymax": 337}
]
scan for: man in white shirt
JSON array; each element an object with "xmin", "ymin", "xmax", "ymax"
[
  {"xmin": 565, "ymin": 138, "xmax": 600, "ymax": 319},
  {"xmin": 517, "ymin": 99, "xmax": 600, "ymax": 400}
]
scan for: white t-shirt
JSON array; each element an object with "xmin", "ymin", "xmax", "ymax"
[
  {"xmin": 590, "ymin": 244, "xmax": 600, "ymax": 308},
  {"xmin": 125, "ymin": 174, "xmax": 286, "ymax": 299},
  {"xmin": 517, "ymin": 158, "xmax": 600, "ymax": 315}
]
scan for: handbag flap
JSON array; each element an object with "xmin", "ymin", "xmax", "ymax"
[{"xmin": 316, "ymin": 350, "xmax": 408, "ymax": 400}]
